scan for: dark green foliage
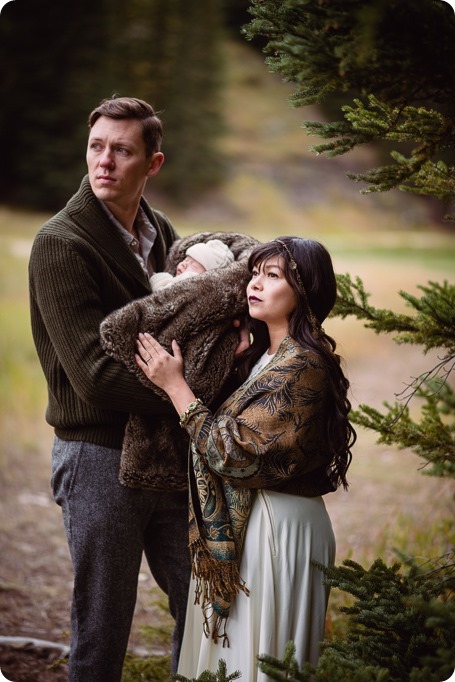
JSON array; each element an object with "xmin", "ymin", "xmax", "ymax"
[
  {"xmin": 334, "ymin": 275, "xmax": 455, "ymax": 478},
  {"xmin": 143, "ymin": 0, "xmax": 227, "ymax": 204},
  {"xmin": 351, "ymin": 378, "xmax": 455, "ymax": 479},
  {"xmin": 245, "ymin": 0, "xmax": 455, "ymax": 107},
  {"xmin": 257, "ymin": 640, "xmax": 314, "ymax": 680},
  {"xmin": 244, "ymin": 0, "xmax": 455, "ymax": 215},
  {"xmin": 320, "ymin": 273, "xmax": 455, "ymax": 676},
  {"xmin": 316, "ymin": 557, "xmax": 455, "ymax": 681},
  {"xmin": 121, "ymin": 587, "xmax": 173, "ymax": 681},
  {"xmin": 255, "ymin": 557, "xmax": 455, "ymax": 682},
  {"xmin": 334, "ymin": 276, "xmax": 455, "ymax": 353},
  {"xmin": 122, "ymin": 652, "xmax": 171, "ymax": 681},
  {"xmin": 0, "ymin": 0, "xmax": 106, "ymax": 208},
  {"xmin": 172, "ymin": 658, "xmax": 241, "ymax": 681}
]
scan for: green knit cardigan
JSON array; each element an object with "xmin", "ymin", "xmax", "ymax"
[{"xmin": 29, "ymin": 176, "xmax": 178, "ymax": 451}]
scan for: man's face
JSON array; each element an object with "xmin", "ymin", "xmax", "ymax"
[{"xmin": 86, "ymin": 116, "xmax": 163, "ymax": 220}]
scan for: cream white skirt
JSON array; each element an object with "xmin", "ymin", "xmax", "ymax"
[{"xmin": 177, "ymin": 490, "xmax": 336, "ymax": 680}]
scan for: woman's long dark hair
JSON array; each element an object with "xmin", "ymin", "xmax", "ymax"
[{"xmin": 237, "ymin": 236, "xmax": 356, "ymax": 489}]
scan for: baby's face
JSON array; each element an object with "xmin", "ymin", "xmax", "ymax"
[{"xmin": 176, "ymin": 255, "xmax": 206, "ymax": 276}]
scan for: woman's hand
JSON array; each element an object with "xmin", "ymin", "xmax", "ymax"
[
  {"xmin": 135, "ymin": 333, "xmax": 185, "ymax": 393},
  {"xmin": 136, "ymin": 333, "xmax": 199, "ymax": 416}
]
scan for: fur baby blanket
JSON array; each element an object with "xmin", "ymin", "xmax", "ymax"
[{"xmin": 100, "ymin": 231, "xmax": 259, "ymax": 490}]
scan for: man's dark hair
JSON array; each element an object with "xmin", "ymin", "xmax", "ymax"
[{"xmin": 88, "ymin": 96, "xmax": 163, "ymax": 156}]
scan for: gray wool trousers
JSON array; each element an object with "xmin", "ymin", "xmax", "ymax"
[{"xmin": 51, "ymin": 437, "xmax": 191, "ymax": 681}]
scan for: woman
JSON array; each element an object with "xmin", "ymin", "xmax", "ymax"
[{"xmin": 135, "ymin": 237, "xmax": 356, "ymax": 679}]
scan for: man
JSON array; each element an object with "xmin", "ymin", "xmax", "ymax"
[{"xmin": 29, "ymin": 96, "xmax": 191, "ymax": 680}]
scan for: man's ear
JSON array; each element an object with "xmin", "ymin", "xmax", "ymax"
[{"xmin": 147, "ymin": 152, "xmax": 165, "ymax": 177}]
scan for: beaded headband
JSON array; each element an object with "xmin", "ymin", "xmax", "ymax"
[{"xmin": 274, "ymin": 239, "xmax": 323, "ymax": 339}]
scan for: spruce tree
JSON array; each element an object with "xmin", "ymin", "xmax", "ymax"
[
  {"xmin": 244, "ymin": 0, "xmax": 455, "ymax": 218},
  {"xmin": 172, "ymin": 659, "xmax": 241, "ymax": 681},
  {"xmin": 255, "ymin": 556, "xmax": 455, "ymax": 682},
  {"xmin": 242, "ymin": 1, "xmax": 455, "ymax": 679},
  {"xmin": 242, "ymin": 0, "xmax": 455, "ymax": 523}
]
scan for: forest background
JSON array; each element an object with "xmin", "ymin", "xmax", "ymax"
[{"xmin": 0, "ymin": 1, "xmax": 453, "ymax": 681}]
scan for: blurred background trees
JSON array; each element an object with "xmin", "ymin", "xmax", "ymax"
[
  {"xmin": 2, "ymin": 0, "xmax": 454, "ymax": 217},
  {"xmin": 0, "ymin": 0, "xmax": 240, "ymax": 209}
]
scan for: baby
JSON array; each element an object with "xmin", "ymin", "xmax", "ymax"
[
  {"xmin": 100, "ymin": 230, "xmax": 259, "ymax": 491},
  {"xmin": 150, "ymin": 238, "xmax": 234, "ymax": 292}
]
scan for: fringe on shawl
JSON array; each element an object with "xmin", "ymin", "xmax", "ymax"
[{"xmin": 189, "ymin": 536, "xmax": 250, "ymax": 646}]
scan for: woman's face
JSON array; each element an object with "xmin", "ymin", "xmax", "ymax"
[{"xmin": 247, "ymin": 256, "xmax": 297, "ymax": 328}]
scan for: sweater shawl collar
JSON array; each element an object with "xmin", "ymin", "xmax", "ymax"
[{"xmin": 63, "ymin": 175, "xmax": 168, "ymax": 291}]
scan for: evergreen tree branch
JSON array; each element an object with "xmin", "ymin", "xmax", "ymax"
[
  {"xmin": 257, "ymin": 640, "xmax": 313, "ymax": 680},
  {"xmin": 244, "ymin": 0, "xmax": 455, "ymax": 211},
  {"xmin": 334, "ymin": 276, "xmax": 455, "ymax": 354},
  {"xmin": 172, "ymin": 659, "xmax": 241, "ymax": 681},
  {"xmin": 313, "ymin": 556, "xmax": 455, "ymax": 681},
  {"xmin": 352, "ymin": 378, "xmax": 455, "ymax": 479},
  {"xmin": 334, "ymin": 275, "xmax": 455, "ymax": 476},
  {"xmin": 308, "ymin": 97, "xmax": 455, "ymax": 201},
  {"xmin": 252, "ymin": 555, "xmax": 455, "ymax": 680}
]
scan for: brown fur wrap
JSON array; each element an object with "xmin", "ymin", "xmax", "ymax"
[{"xmin": 100, "ymin": 231, "xmax": 259, "ymax": 490}]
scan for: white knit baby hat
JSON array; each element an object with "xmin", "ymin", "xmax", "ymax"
[{"xmin": 185, "ymin": 239, "xmax": 235, "ymax": 271}]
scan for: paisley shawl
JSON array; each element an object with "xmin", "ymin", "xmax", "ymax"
[{"xmin": 182, "ymin": 336, "xmax": 336, "ymax": 641}]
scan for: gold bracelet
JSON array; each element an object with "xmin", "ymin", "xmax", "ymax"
[{"xmin": 179, "ymin": 398, "xmax": 204, "ymax": 428}]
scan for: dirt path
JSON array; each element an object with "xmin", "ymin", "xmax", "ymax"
[
  {"xmin": 0, "ymin": 423, "xmax": 167, "ymax": 681},
  {"xmin": 1, "ymin": 400, "xmax": 453, "ymax": 681}
]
